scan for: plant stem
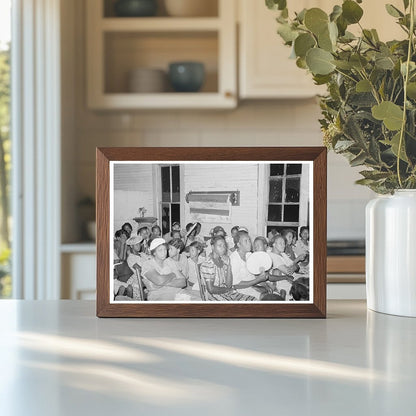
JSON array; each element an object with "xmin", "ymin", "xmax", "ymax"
[{"xmin": 397, "ymin": 0, "xmax": 415, "ymax": 188}]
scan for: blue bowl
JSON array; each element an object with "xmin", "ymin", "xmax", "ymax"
[
  {"xmin": 114, "ymin": 0, "xmax": 157, "ymax": 17},
  {"xmin": 168, "ymin": 62, "xmax": 205, "ymax": 93}
]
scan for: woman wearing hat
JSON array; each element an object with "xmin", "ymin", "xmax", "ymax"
[
  {"xmin": 184, "ymin": 222, "xmax": 204, "ymax": 248},
  {"xmin": 140, "ymin": 238, "xmax": 201, "ymax": 301}
]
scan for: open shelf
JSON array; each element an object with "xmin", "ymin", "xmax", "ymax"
[
  {"xmin": 103, "ymin": 0, "xmax": 219, "ymax": 18},
  {"xmin": 104, "ymin": 31, "xmax": 218, "ymax": 94},
  {"xmin": 101, "ymin": 17, "xmax": 221, "ymax": 31},
  {"xmin": 87, "ymin": 0, "xmax": 236, "ymax": 109}
]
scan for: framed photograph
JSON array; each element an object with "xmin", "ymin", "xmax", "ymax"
[{"xmin": 96, "ymin": 147, "xmax": 327, "ymax": 318}]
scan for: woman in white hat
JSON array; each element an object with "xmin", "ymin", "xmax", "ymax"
[{"xmin": 140, "ymin": 238, "xmax": 201, "ymax": 301}]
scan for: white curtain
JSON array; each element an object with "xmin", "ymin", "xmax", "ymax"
[{"xmin": 12, "ymin": 0, "xmax": 61, "ymax": 299}]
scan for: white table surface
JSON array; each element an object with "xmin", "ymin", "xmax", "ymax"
[{"xmin": 0, "ymin": 300, "xmax": 415, "ymax": 416}]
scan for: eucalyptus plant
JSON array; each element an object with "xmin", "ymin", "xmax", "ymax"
[{"xmin": 266, "ymin": 0, "xmax": 416, "ymax": 194}]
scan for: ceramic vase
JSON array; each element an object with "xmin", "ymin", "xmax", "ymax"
[{"xmin": 366, "ymin": 190, "xmax": 416, "ymax": 317}]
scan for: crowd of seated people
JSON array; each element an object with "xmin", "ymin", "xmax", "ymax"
[{"xmin": 113, "ymin": 220, "xmax": 310, "ymax": 302}]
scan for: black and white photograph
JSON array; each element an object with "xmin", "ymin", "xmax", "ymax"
[{"xmin": 110, "ymin": 161, "xmax": 312, "ymax": 303}]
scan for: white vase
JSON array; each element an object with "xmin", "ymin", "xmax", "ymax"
[{"xmin": 366, "ymin": 190, "xmax": 416, "ymax": 317}]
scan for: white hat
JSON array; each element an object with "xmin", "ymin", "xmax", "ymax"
[
  {"xmin": 126, "ymin": 235, "xmax": 143, "ymax": 246},
  {"xmin": 149, "ymin": 237, "xmax": 166, "ymax": 251}
]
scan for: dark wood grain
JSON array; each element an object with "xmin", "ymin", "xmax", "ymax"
[{"xmin": 96, "ymin": 147, "xmax": 327, "ymax": 318}]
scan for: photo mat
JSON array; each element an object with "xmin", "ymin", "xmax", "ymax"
[{"xmin": 110, "ymin": 160, "xmax": 313, "ymax": 304}]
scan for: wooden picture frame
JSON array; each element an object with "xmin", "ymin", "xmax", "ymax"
[{"xmin": 96, "ymin": 147, "xmax": 327, "ymax": 318}]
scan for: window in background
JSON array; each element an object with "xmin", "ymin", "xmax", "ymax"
[
  {"xmin": 160, "ymin": 165, "xmax": 181, "ymax": 236},
  {"xmin": 0, "ymin": 0, "xmax": 11, "ymax": 298},
  {"xmin": 267, "ymin": 163, "xmax": 302, "ymax": 235}
]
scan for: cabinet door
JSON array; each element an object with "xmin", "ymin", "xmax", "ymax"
[
  {"xmin": 239, "ymin": 0, "xmax": 404, "ymax": 99},
  {"xmin": 239, "ymin": 0, "xmax": 325, "ymax": 99}
]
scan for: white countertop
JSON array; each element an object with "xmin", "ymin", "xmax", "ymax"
[{"xmin": 0, "ymin": 300, "xmax": 415, "ymax": 415}]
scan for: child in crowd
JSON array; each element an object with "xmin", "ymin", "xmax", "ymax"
[
  {"xmin": 186, "ymin": 241, "xmax": 206, "ymax": 298},
  {"xmin": 268, "ymin": 235, "xmax": 297, "ymax": 300},
  {"xmin": 206, "ymin": 225, "xmax": 227, "ymax": 257},
  {"xmin": 166, "ymin": 238, "xmax": 189, "ymax": 280},
  {"xmin": 124, "ymin": 235, "xmax": 152, "ymax": 299},
  {"xmin": 138, "ymin": 226, "xmax": 151, "ymax": 255},
  {"xmin": 290, "ymin": 278, "xmax": 309, "ymax": 301},
  {"xmin": 151, "ymin": 225, "xmax": 161, "ymax": 239},
  {"xmin": 163, "ymin": 221, "xmax": 182, "ymax": 243},
  {"xmin": 121, "ymin": 222, "xmax": 133, "ymax": 238},
  {"xmin": 253, "ymin": 236, "xmax": 268, "ymax": 252},
  {"xmin": 281, "ymin": 228, "xmax": 307, "ymax": 271},
  {"xmin": 294, "ymin": 226, "xmax": 309, "ymax": 274},
  {"xmin": 200, "ymin": 235, "xmax": 256, "ymax": 301},
  {"xmin": 230, "ymin": 230, "xmax": 269, "ymax": 300},
  {"xmin": 171, "ymin": 230, "xmax": 182, "ymax": 241},
  {"xmin": 226, "ymin": 225, "xmax": 240, "ymax": 253},
  {"xmin": 114, "ymin": 229, "xmax": 129, "ymax": 261},
  {"xmin": 267, "ymin": 228, "xmax": 278, "ymax": 242}
]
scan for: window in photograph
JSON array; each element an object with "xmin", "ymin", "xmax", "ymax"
[
  {"xmin": 267, "ymin": 164, "xmax": 302, "ymax": 229},
  {"xmin": 160, "ymin": 165, "xmax": 181, "ymax": 235}
]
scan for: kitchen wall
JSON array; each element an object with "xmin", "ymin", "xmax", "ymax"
[{"xmin": 61, "ymin": 0, "xmax": 375, "ymax": 243}]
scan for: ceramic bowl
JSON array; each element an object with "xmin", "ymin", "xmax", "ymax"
[
  {"xmin": 168, "ymin": 62, "xmax": 205, "ymax": 92},
  {"xmin": 114, "ymin": 0, "xmax": 158, "ymax": 17}
]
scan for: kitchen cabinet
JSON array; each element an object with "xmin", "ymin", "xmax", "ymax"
[
  {"xmin": 61, "ymin": 245, "xmax": 96, "ymax": 300},
  {"xmin": 238, "ymin": 0, "xmax": 404, "ymax": 99},
  {"xmin": 238, "ymin": 0, "xmax": 325, "ymax": 99},
  {"xmin": 86, "ymin": 0, "xmax": 237, "ymax": 109}
]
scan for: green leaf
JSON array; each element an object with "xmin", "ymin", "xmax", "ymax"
[
  {"xmin": 333, "ymin": 60, "xmax": 352, "ymax": 70},
  {"xmin": 371, "ymin": 29, "xmax": 380, "ymax": 42},
  {"xmin": 294, "ymin": 33, "xmax": 316, "ymax": 58},
  {"xmin": 296, "ymin": 57, "xmax": 308, "ymax": 69},
  {"xmin": 266, "ymin": 0, "xmax": 287, "ymax": 11},
  {"xmin": 296, "ymin": 8, "xmax": 307, "ymax": 23},
  {"xmin": 385, "ymin": 132, "xmax": 409, "ymax": 162},
  {"xmin": 407, "ymin": 82, "xmax": 416, "ymax": 99},
  {"xmin": 318, "ymin": 27, "xmax": 334, "ymax": 52},
  {"xmin": 359, "ymin": 170, "xmax": 391, "ymax": 181},
  {"xmin": 403, "ymin": 0, "xmax": 409, "ymax": 10},
  {"xmin": 304, "ymin": 8, "xmax": 329, "ymax": 35},
  {"xmin": 350, "ymin": 151, "xmax": 368, "ymax": 167},
  {"xmin": 385, "ymin": 4, "xmax": 404, "ymax": 18},
  {"xmin": 350, "ymin": 54, "xmax": 368, "ymax": 70},
  {"xmin": 328, "ymin": 21, "xmax": 338, "ymax": 45},
  {"xmin": 356, "ymin": 79, "xmax": 372, "ymax": 92},
  {"xmin": 375, "ymin": 55, "xmax": 395, "ymax": 70},
  {"xmin": 313, "ymin": 74, "xmax": 332, "ymax": 85},
  {"xmin": 372, "ymin": 101, "xmax": 404, "ymax": 131},
  {"xmin": 336, "ymin": 15, "xmax": 348, "ymax": 36},
  {"xmin": 339, "ymin": 31, "xmax": 356, "ymax": 43},
  {"xmin": 330, "ymin": 5, "xmax": 342, "ymax": 22},
  {"xmin": 306, "ymin": 48, "xmax": 335, "ymax": 75},
  {"xmin": 334, "ymin": 139, "xmax": 355, "ymax": 151},
  {"xmin": 277, "ymin": 23, "xmax": 298, "ymax": 43},
  {"xmin": 342, "ymin": 0, "xmax": 363, "ymax": 24}
]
